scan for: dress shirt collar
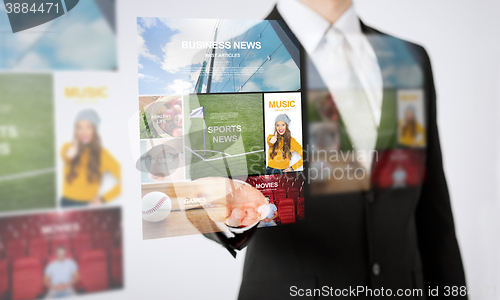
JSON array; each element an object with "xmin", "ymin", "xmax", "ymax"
[{"xmin": 277, "ymin": 0, "xmax": 364, "ymax": 54}]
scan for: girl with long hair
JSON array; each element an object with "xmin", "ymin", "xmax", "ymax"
[
  {"xmin": 399, "ymin": 106, "xmax": 426, "ymax": 147},
  {"xmin": 266, "ymin": 114, "xmax": 303, "ymax": 174},
  {"xmin": 60, "ymin": 109, "xmax": 121, "ymax": 207}
]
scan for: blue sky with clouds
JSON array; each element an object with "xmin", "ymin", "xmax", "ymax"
[
  {"xmin": 137, "ymin": 18, "xmax": 301, "ymax": 95},
  {"xmin": 0, "ymin": 0, "xmax": 116, "ymax": 70},
  {"xmin": 137, "ymin": 18, "xmax": 194, "ymax": 95}
]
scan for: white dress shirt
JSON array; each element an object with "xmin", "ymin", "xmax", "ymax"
[{"xmin": 277, "ymin": 0, "xmax": 383, "ymax": 171}]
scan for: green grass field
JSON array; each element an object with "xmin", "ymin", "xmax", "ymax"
[
  {"xmin": 184, "ymin": 94, "xmax": 265, "ymax": 179},
  {"xmin": 0, "ymin": 74, "xmax": 56, "ymax": 212},
  {"xmin": 375, "ymin": 89, "xmax": 398, "ymax": 150}
]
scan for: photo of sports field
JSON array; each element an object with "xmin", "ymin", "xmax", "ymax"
[
  {"xmin": 183, "ymin": 93, "xmax": 265, "ymax": 179},
  {"xmin": 0, "ymin": 74, "xmax": 56, "ymax": 212}
]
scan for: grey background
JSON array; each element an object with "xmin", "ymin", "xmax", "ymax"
[{"xmin": 113, "ymin": 1, "xmax": 500, "ymax": 300}]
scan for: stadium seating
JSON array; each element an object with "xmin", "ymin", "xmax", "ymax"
[
  {"xmin": 111, "ymin": 248, "xmax": 123, "ymax": 286},
  {"xmin": 80, "ymin": 250, "xmax": 109, "ymax": 292},
  {"xmin": 0, "ymin": 208, "xmax": 121, "ymax": 298},
  {"xmin": 29, "ymin": 238, "xmax": 49, "ymax": 264},
  {"xmin": 287, "ymin": 187, "xmax": 300, "ymax": 205},
  {"xmin": 278, "ymin": 199, "xmax": 296, "ymax": 225},
  {"xmin": 297, "ymin": 197, "xmax": 305, "ymax": 220},
  {"xmin": 6, "ymin": 240, "xmax": 25, "ymax": 264},
  {"xmin": 0, "ymin": 260, "xmax": 8, "ymax": 298},
  {"xmin": 73, "ymin": 233, "xmax": 93, "ymax": 260},
  {"xmin": 406, "ymin": 166, "xmax": 421, "ymax": 186},
  {"xmin": 0, "ymin": 242, "xmax": 4, "ymax": 260},
  {"xmin": 94, "ymin": 231, "xmax": 113, "ymax": 255},
  {"xmin": 274, "ymin": 188, "xmax": 287, "ymax": 204},
  {"xmin": 12, "ymin": 257, "xmax": 43, "ymax": 300}
]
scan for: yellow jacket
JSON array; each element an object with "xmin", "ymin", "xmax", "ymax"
[
  {"xmin": 61, "ymin": 143, "xmax": 121, "ymax": 202},
  {"xmin": 267, "ymin": 135, "xmax": 303, "ymax": 171},
  {"xmin": 399, "ymin": 121, "xmax": 426, "ymax": 147}
]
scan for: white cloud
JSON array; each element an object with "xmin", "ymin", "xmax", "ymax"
[
  {"xmin": 189, "ymin": 66, "xmax": 202, "ymax": 83},
  {"xmin": 8, "ymin": 22, "xmax": 55, "ymax": 68},
  {"xmin": 164, "ymin": 79, "xmax": 194, "ymax": 94},
  {"xmin": 240, "ymin": 81, "xmax": 260, "ymax": 92},
  {"xmin": 244, "ymin": 58, "xmax": 265, "ymax": 70},
  {"xmin": 138, "ymin": 73, "xmax": 159, "ymax": 82},
  {"xmin": 15, "ymin": 52, "xmax": 49, "ymax": 69},
  {"xmin": 138, "ymin": 62, "xmax": 144, "ymax": 69},
  {"xmin": 159, "ymin": 19, "xmax": 217, "ymax": 74},
  {"xmin": 137, "ymin": 22, "xmax": 145, "ymax": 35},
  {"xmin": 261, "ymin": 58, "xmax": 300, "ymax": 91},
  {"xmin": 139, "ymin": 17, "xmax": 158, "ymax": 29},
  {"xmin": 54, "ymin": 18, "xmax": 117, "ymax": 69},
  {"xmin": 137, "ymin": 23, "xmax": 159, "ymax": 62}
]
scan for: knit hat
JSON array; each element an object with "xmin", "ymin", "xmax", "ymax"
[
  {"xmin": 275, "ymin": 114, "xmax": 291, "ymax": 127},
  {"xmin": 75, "ymin": 109, "xmax": 101, "ymax": 129}
]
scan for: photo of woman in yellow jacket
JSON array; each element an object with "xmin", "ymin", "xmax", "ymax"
[
  {"xmin": 60, "ymin": 109, "xmax": 121, "ymax": 208},
  {"xmin": 266, "ymin": 114, "xmax": 303, "ymax": 174},
  {"xmin": 399, "ymin": 106, "xmax": 426, "ymax": 148}
]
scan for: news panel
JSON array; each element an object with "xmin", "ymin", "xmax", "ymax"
[{"xmin": 136, "ymin": 18, "xmax": 306, "ymax": 239}]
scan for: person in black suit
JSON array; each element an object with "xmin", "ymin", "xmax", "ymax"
[{"xmin": 194, "ymin": 0, "xmax": 467, "ymax": 298}]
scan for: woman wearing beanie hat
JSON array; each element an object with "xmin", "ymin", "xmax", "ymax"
[
  {"xmin": 266, "ymin": 113, "xmax": 303, "ymax": 174},
  {"xmin": 60, "ymin": 109, "xmax": 121, "ymax": 207},
  {"xmin": 399, "ymin": 106, "xmax": 426, "ymax": 147}
]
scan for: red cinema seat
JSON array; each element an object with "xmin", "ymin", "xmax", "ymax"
[
  {"xmin": 287, "ymin": 187, "xmax": 300, "ymax": 205},
  {"xmin": 80, "ymin": 250, "xmax": 109, "ymax": 292},
  {"xmin": 378, "ymin": 169, "xmax": 394, "ymax": 189},
  {"xmin": 274, "ymin": 188, "xmax": 286, "ymax": 202},
  {"xmin": 12, "ymin": 257, "xmax": 43, "ymax": 300},
  {"xmin": 51, "ymin": 236, "xmax": 72, "ymax": 255},
  {"xmin": 73, "ymin": 233, "xmax": 93, "ymax": 260},
  {"xmin": 274, "ymin": 198, "xmax": 282, "ymax": 209},
  {"xmin": 94, "ymin": 231, "xmax": 113, "ymax": 254},
  {"xmin": 111, "ymin": 248, "xmax": 123, "ymax": 286},
  {"xmin": 406, "ymin": 166, "xmax": 420, "ymax": 186},
  {"xmin": 29, "ymin": 238, "xmax": 49, "ymax": 264},
  {"xmin": 0, "ymin": 260, "xmax": 8, "ymax": 297},
  {"xmin": 6, "ymin": 240, "xmax": 25, "ymax": 264},
  {"xmin": 297, "ymin": 197, "xmax": 305, "ymax": 220},
  {"xmin": 278, "ymin": 199, "xmax": 296, "ymax": 225}
]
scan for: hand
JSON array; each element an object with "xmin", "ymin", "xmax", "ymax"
[
  {"xmin": 269, "ymin": 132, "xmax": 278, "ymax": 144},
  {"xmin": 66, "ymin": 139, "xmax": 79, "ymax": 160},
  {"xmin": 284, "ymin": 166, "xmax": 293, "ymax": 172},
  {"xmin": 90, "ymin": 196, "xmax": 103, "ymax": 206},
  {"xmin": 179, "ymin": 177, "xmax": 264, "ymax": 228}
]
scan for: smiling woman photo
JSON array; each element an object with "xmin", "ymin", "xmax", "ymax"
[
  {"xmin": 60, "ymin": 109, "xmax": 121, "ymax": 208},
  {"xmin": 266, "ymin": 113, "xmax": 303, "ymax": 174}
]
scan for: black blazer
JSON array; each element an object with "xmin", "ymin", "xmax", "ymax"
[{"xmin": 203, "ymin": 6, "xmax": 467, "ymax": 299}]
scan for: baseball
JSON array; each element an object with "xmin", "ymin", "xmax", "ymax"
[{"xmin": 142, "ymin": 192, "xmax": 172, "ymax": 222}]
